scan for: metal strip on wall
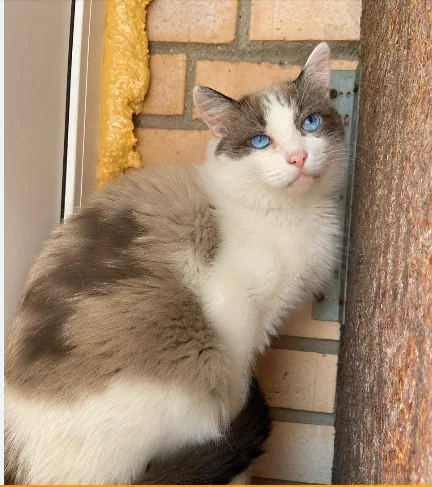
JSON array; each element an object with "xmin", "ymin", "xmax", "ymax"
[{"xmin": 312, "ymin": 68, "xmax": 361, "ymax": 324}]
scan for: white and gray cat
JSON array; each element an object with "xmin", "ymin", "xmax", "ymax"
[{"xmin": 5, "ymin": 42, "xmax": 345, "ymax": 484}]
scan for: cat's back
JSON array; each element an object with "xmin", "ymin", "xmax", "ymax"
[{"xmin": 5, "ymin": 163, "xmax": 226, "ymax": 401}]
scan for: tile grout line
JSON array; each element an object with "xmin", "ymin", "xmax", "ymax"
[
  {"xmin": 269, "ymin": 407, "xmax": 335, "ymax": 427},
  {"xmin": 271, "ymin": 336, "xmax": 340, "ymax": 355}
]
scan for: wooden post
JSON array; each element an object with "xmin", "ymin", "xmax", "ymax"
[{"xmin": 333, "ymin": 0, "xmax": 432, "ymax": 483}]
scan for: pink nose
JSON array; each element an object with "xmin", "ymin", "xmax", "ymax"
[{"xmin": 287, "ymin": 150, "xmax": 308, "ymax": 168}]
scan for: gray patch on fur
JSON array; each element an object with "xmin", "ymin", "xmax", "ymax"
[
  {"xmin": 279, "ymin": 74, "xmax": 344, "ymax": 139},
  {"xmin": 216, "ymin": 94, "xmax": 267, "ymax": 159},
  {"xmin": 20, "ymin": 207, "xmax": 149, "ymax": 362},
  {"xmin": 191, "ymin": 204, "xmax": 220, "ymax": 263},
  {"xmin": 5, "ymin": 166, "xmax": 226, "ymax": 404}
]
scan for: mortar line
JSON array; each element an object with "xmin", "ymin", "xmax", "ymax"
[
  {"xmin": 134, "ymin": 114, "xmax": 207, "ymax": 131},
  {"xmin": 184, "ymin": 54, "xmax": 197, "ymax": 121},
  {"xmin": 236, "ymin": 0, "xmax": 252, "ymax": 48},
  {"xmin": 148, "ymin": 40, "xmax": 360, "ymax": 64}
]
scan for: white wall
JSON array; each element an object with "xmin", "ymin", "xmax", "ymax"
[{"xmin": 4, "ymin": 0, "xmax": 72, "ymax": 326}]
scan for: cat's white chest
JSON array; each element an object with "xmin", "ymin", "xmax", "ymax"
[
  {"xmin": 221, "ymin": 215, "xmax": 322, "ymax": 318},
  {"xmin": 201, "ymin": 203, "xmax": 338, "ymax": 414}
]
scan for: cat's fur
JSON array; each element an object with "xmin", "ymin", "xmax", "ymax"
[{"xmin": 5, "ymin": 43, "xmax": 345, "ymax": 484}]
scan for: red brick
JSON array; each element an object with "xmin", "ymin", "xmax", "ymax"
[
  {"xmin": 147, "ymin": 0, "xmax": 238, "ymax": 43},
  {"xmin": 250, "ymin": 0, "xmax": 361, "ymax": 41},
  {"xmin": 142, "ymin": 54, "xmax": 187, "ymax": 115},
  {"xmin": 135, "ymin": 128, "xmax": 211, "ymax": 165}
]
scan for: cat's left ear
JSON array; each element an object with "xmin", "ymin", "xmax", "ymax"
[
  {"xmin": 193, "ymin": 86, "xmax": 236, "ymax": 138},
  {"xmin": 299, "ymin": 42, "xmax": 331, "ymax": 92}
]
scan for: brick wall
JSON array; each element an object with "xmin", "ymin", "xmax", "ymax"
[{"xmin": 135, "ymin": 0, "xmax": 361, "ymax": 483}]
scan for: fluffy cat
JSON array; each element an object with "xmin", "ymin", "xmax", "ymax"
[{"xmin": 5, "ymin": 42, "xmax": 345, "ymax": 484}]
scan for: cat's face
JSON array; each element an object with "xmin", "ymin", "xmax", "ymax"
[{"xmin": 194, "ymin": 43, "xmax": 345, "ymax": 200}]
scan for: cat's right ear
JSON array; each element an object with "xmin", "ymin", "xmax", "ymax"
[
  {"xmin": 193, "ymin": 86, "xmax": 235, "ymax": 138},
  {"xmin": 299, "ymin": 42, "xmax": 331, "ymax": 92}
]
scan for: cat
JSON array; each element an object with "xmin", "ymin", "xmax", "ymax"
[{"xmin": 4, "ymin": 42, "xmax": 345, "ymax": 484}]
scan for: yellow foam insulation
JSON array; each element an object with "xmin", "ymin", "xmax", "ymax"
[{"xmin": 97, "ymin": 0, "xmax": 152, "ymax": 186}]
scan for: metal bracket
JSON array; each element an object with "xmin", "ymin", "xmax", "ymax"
[{"xmin": 312, "ymin": 68, "xmax": 361, "ymax": 324}]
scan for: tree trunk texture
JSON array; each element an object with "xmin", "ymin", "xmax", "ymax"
[{"xmin": 333, "ymin": 0, "xmax": 432, "ymax": 484}]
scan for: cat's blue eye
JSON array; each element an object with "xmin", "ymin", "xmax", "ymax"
[
  {"xmin": 249, "ymin": 134, "xmax": 271, "ymax": 149},
  {"xmin": 302, "ymin": 114, "xmax": 321, "ymax": 132}
]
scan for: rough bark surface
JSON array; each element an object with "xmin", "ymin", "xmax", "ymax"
[{"xmin": 333, "ymin": 0, "xmax": 432, "ymax": 484}]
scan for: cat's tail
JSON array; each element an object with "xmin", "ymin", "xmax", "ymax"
[{"xmin": 137, "ymin": 377, "xmax": 271, "ymax": 485}]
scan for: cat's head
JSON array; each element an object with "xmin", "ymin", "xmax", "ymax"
[{"xmin": 193, "ymin": 43, "xmax": 345, "ymax": 206}]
